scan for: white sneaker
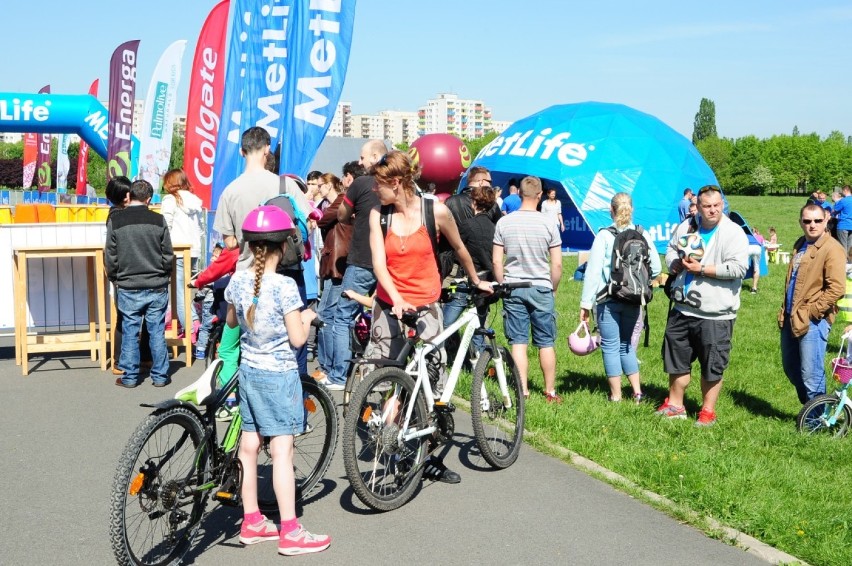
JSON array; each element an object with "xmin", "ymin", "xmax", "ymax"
[{"xmin": 317, "ymin": 378, "xmax": 345, "ymax": 391}]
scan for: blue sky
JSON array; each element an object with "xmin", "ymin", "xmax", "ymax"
[{"xmin": 2, "ymin": 0, "xmax": 850, "ymax": 140}]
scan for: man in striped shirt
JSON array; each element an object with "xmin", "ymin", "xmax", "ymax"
[{"xmin": 493, "ymin": 176, "xmax": 564, "ymax": 403}]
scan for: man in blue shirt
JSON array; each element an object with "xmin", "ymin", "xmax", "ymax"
[
  {"xmin": 678, "ymin": 188, "xmax": 693, "ymax": 221},
  {"xmin": 832, "ymin": 185, "xmax": 852, "ymax": 255}
]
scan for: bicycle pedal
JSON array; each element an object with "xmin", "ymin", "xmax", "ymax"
[
  {"xmin": 434, "ymin": 402, "xmax": 455, "ymax": 413},
  {"xmin": 214, "ymin": 491, "xmax": 242, "ymax": 507}
]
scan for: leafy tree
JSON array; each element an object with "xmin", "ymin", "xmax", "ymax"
[
  {"xmin": 169, "ymin": 129, "xmax": 185, "ymax": 171},
  {"xmin": 692, "ymin": 98, "xmax": 718, "ymax": 144},
  {"xmin": 464, "ymin": 131, "xmax": 498, "ymax": 160},
  {"xmin": 695, "ymin": 136, "xmax": 733, "ymax": 188},
  {"xmin": 751, "ymin": 164, "xmax": 774, "ymax": 195},
  {"xmin": 792, "ymin": 125, "xmax": 800, "ymax": 137}
]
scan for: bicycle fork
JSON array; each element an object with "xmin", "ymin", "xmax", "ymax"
[{"xmin": 481, "ymin": 330, "xmax": 514, "ymax": 411}]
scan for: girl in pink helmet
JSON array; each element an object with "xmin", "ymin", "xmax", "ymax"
[{"xmin": 224, "ymin": 205, "xmax": 330, "ymax": 556}]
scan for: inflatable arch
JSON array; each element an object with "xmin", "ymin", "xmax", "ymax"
[{"xmin": 0, "ymin": 92, "xmax": 109, "ymax": 158}]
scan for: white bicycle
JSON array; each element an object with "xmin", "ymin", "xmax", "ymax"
[{"xmin": 342, "ymin": 281, "xmax": 529, "ymax": 511}]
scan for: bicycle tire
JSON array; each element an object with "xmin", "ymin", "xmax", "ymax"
[
  {"xmin": 342, "ymin": 359, "xmax": 370, "ymax": 419},
  {"xmin": 256, "ymin": 378, "xmax": 338, "ymax": 511},
  {"xmin": 343, "ymin": 367, "xmax": 428, "ymax": 511},
  {"xmin": 471, "ymin": 346, "xmax": 525, "ymax": 469},
  {"xmin": 109, "ymin": 406, "xmax": 210, "ymax": 566},
  {"xmin": 204, "ymin": 322, "xmax": 224, "ymax": 368},
  {"xmin": 796, "ymin": 393, "xmax": 852, "ymax": 437}
]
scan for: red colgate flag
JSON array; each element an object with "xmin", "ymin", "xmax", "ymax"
[
  {"xmin": 22, "ymin": 133, "xmax": 37, "ymax": 189},
  {"xmin": 76, "ymin": 79, "xmax": 99, "ymax": 196},
  {"xmin": 183, "ymin": 0, "xmax": 229, "ymax": 209}
]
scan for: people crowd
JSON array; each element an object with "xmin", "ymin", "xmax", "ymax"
[{"xmin": 104, "ymin": 124, "xmax": 852, "ymax": 557}]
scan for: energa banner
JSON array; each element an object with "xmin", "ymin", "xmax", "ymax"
[{"xmin": 107, "ymin": 40, "xmax": 140, "ymax": 181}]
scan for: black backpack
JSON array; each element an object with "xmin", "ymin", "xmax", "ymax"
[
  {"xmin": 597, "ymin": 226, "xmax": 653, "ymax": 306},
  {"xmin": 380, "ymin": 197, "xmax": 440, "ymax": 272}
]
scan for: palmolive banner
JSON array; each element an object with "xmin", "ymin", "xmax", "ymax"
[
  {"xmin": 183, "ymin": 0, "xmax": 229, "ymax": 209},
  {"xmin": 56, "ymin": 133, "xmax": 70, "ymax": 192},
  {"xmin": 211, "ymin": 0, "xmax": 356, "ymax": 208},
  {"xmin": 22, "ymin": 132, "xmax": 37, "ymax": 189},
  {"xmin": 107, "ymin": 40, "xmax": 140, "ymax": 181},
  {"xmin": 278, "ymin": 0, "xmax": 356, "ymax": 177},
  {"xmin": 35, "ymin": 85, "xmax": 51, "ymax": 192},
  {"xmin": 77, "ymin": 79, "xmax": 99, "ymax": 195},
  {"xmin": 139, "ymin": 40, "xmax": 187, "ymax": 192}
]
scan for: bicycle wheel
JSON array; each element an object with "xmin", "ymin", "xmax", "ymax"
[
  {"xmin": 256, "ymin": 378, "xmax": 338, "ymax": 511},
  {"xmin": 109, "ymin": 407, "xmax": 209, "ymax": 566},
  {"xmin": 796, "ymin": 393, "xmax": 852, "ymax": 437},
  {"xmin": 343, "ymin": 367, "xmax": 428, "ymax": 511},
  {"xmin": 471, "ymin": 346, "xmax": 525, "ymax": 469},
  {"xmin": 342, "ymin": 359, "xmax": 371, "ymax": 419},
  {"xmin": 204, "ymin": 322, "xmax": 224, "ymax": 368}
]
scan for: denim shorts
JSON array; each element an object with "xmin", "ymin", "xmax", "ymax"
[
  {"xmin": 502, "ymin": 285, "xmax": 556, "ymax": 348},
  {"xmin": 238, "ymin": 364, "xmax": 304, "ymax": 436}
]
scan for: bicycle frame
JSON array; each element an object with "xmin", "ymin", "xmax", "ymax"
[
  {"xmin": 823, "ymin": 386, "xmax": 852, "ymax": 426},
  {"xmin": 394, "ymin": 301, "xmax": 513, "ymax": 445}
]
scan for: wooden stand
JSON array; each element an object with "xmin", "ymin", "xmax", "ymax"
[{"xmin": 13, "ymin": 244, "xmax": 108, "ymax": 376}]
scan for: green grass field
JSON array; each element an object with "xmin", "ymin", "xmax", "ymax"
[{"xmin": 512, "ymin": 196, "xmax": 850, "ymax": 566}]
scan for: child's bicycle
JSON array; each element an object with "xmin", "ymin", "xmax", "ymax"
[
  {"xmin": 342, "ymin": 281, "xmax": 529, "ymax": 511},
  {"xmin": 109, "ymin": 359, "xmax": 338, "ymax": 566},
  {"xmin": 797, "ymin": 332, "xmax": 852, "ymax": 437}
]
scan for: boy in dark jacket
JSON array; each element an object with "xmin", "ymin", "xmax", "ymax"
[{"xmin": 106, "ymin": 180, "xmax": 174, "ymax": 388}]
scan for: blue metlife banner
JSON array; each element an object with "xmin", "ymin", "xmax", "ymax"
[
  {"xmin": 277, "ymin": 0, "xmax": 356, "ymax": 177},
  {"xmin": 211, "ymin": 0, "xmax": 356, "ymax": 209}
]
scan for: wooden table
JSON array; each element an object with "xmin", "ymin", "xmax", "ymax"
[
  {"xmin": 109, "ymin": 243, "xmax": 194, "ymax": 369},
  {"xmin": 13, "ymin": 244, "xmax": 108, "ymax": 376}
]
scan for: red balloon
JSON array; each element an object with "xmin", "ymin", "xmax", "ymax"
[{"xmin": 409, "ymin": 134, "xmax": 472, "ymax": 188}]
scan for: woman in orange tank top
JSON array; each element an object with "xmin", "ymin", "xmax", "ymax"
[{"xmin": 367, "ymin": 150, "xmax": 492, "ymax": 484}]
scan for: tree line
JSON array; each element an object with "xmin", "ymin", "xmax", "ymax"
[{"xmin": 692, "ymin": 97, "xmax": 852, "ymax": 195}]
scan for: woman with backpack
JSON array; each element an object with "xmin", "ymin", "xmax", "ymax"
[
  {"xmin": 369, "ymin": 150, "xmax": 492, "ymax": 484},
  {"xmin": 579, "ymin": 193, "xmax": 661, "ymax": 403}
]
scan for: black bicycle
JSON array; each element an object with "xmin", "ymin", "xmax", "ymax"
[{"xmin": 109, "ymin": 359, "xmax": 338, "ymax": 566}]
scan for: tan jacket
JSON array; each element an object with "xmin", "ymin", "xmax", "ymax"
[{"xmin": 778, "ymin": 232, "xmax": 846, "ymax": 337}]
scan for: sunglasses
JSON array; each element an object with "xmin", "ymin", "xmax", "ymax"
[
  {"xmin": 697, "ymin": 185, "xmax": 722, "ymax": 196},
  {"xmin": 801, "ymin": 218, "xmax": 825, "ymax": 225}
]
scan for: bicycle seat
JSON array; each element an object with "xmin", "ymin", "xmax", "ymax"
[{"xmin": 174, "ymin": 359, "xmax": 223, "ymax": 406}]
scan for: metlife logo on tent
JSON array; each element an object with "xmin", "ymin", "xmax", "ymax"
[{"xmin": 479, "ymin": 128, "xmax": 595, "ymax": 168}]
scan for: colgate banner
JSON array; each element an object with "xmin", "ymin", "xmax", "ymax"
[
  {"xmin": 184, "ymin": 0, "xmax": 229, "ymax": 209},
  {"xmin": 77, "ymin": 79, "xmax": 99, "ymax": 195},
  {"xmin": 278, "ymin": 1, "xmax": 356, "ymax": 177},
  {"xmin": 107, "ymin": 40, "xmax": 140, "ymax": 181},
  {"xmin": 22, "ymin": 132, "xmax": 37, "ymax": 189},
  {"xmin": 139, "ymin": 40, "xmax": 187, "ymax": 192},
  {"xmin": 35, "ymin": 85, "xmax": 51, "ymax": 192}
]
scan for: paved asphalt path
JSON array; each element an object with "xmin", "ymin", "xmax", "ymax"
[{"xmin": 0, "ymin": 345, "xmax": 770, "ymax": 566}]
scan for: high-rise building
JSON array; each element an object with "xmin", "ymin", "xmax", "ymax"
[
  {"xmin": 351, "ymin": 114, "xmax": 385, "ymax": 140},
  {"xmin": 490, "ymin": 120, "xmax": 513, "ymax": 134},
  {"xmin": 379, "ymin": 111, "xmax": 419, "ymax": 145},
  {"xmin": 417, "ymin": 93, "xmax": 492, "ymax": 139},
  {"xmin": 328, "ymin": 102, "xmax": 352, "ymax": 138}
]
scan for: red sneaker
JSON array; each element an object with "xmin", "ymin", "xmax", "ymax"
[
  {"xmin": 695, "ymin": 408, "xmax": 717, "ymax": 427},
  {"xmin": 239, "ymin": 516, "xmax": 279, "ymax": 545},
  {"xmin": 545, "ymin": 392, "xmax": 563, "ymax": 404},
  {"xmin": 655, "ymin": 398, "xmax": 686, "ymax": 419},
  {"xmin": 278, "ymin": 526, "xmax": 331, "ymax": 556}
]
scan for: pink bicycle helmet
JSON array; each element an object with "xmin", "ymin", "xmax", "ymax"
[
  {"xmin": 242, "ymin": 205, "xmax": 295, "ymax": 243},
  {"xmin": 568, "ymin": 321, "xmax": 600, "ymax": 356}
]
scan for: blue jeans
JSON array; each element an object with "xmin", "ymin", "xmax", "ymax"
[
  {"xmin": 194, "ymin": 292, "xmax": 215, "ymax": 359},
  {"xmin": 442, "ymin": 288, "xmax": 486, "ymax": 354},
  {"xmin": 329, "ymin": 265, "xmax": 376, "ymax": 384},
  {"xmin": 781, "ymin": 316, "xmax": 829, "ymax": 404},
  {"xmin": 596, "ymin": 301, "xmax": 641, "ymax": 378},
  {"xmin": 117, "ymin": 288, "xmax": 169, "ymax": 384},
  {"xmin": 174, "ymin": 256, "xmax": 199, "ymax": 332},
  {"xmin": 502, "ymin": 285, "xmax": 556, "ymax": 347},
  {"xmin": 317, "ymin": 278, "xmax": 343, "ymax": 374}
]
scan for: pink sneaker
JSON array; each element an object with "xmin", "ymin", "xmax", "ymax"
[
  {"xmin": 278, "ymin": 526, "xmax": 331, "ymax": 556},
  {"xmin": 239, "ymin": 516, "xmax": 279, "ymax": 545}
]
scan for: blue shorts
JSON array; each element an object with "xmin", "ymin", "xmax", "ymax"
[
  {"xmin": 502, "ymin": 285, "xmax": 557, "ymax": 348},
  {"xmin": 238, "ymin": 364, "xmax": 304, "ymax": 437}
]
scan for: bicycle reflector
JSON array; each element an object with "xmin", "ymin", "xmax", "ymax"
[
  {"xmin": 128, "ymin": 472, "xmax": 145, "ymax": 496},
  {"xmin": 304, "ymin": 398, "xmax": 317, "ymax": 413},
  {"xmin": 361, "ymin": 406, "xmax": 373, "ymax": 423}
]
